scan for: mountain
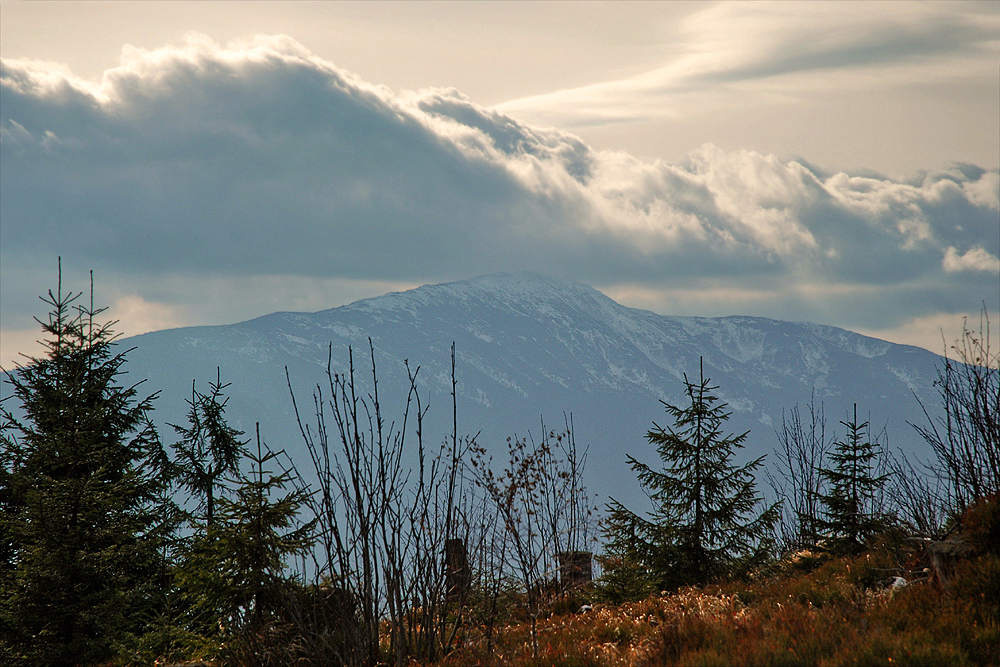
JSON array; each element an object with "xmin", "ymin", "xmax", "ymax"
[{"xmin": 120, "ymin": 273, "xmax": 946, "ymax": 509}]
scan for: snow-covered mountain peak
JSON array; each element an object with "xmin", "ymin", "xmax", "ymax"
[
  {"xmin": 342, "ymin": 272, "xmax": 612, "ymax": 314},
  {"xmin": 119, "ymin": 273, "xmax": 947, "ymax": 507}
]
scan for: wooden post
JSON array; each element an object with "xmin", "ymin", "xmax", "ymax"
[
  {"xmin": 445, "ymin": 538, "xmax": 470, "ymax": 599},
  {"xmin": 556, "ymin": 551, "xmax": 592, "ymax": 589}
]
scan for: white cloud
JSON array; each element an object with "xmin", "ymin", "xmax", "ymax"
[
  {"xmin": 106, "ymin": 295, "xmax": 185, "ymax": 337},
  {"xmin": 963, "ymin": 170, "xmax": 1000, "ymax": 210},
  {"xmin": 498, "ymin": 1, "xmax": 1000, "ymax": 130},
  {"xmin": 1, "ymin": 33, "xmax": 997, "ymax": 357},
  {"xmin": 943, "ymin": 246, "xmax": 1000, "ymax": 273},
  {"xmin": 856, "ymin": 309, "xmax": 1000, "ymax": 357}
]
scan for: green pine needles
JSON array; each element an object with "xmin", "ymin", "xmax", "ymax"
[{"xmin": 604, "ymin": 358, "xmax": 779, "ymax": 593}]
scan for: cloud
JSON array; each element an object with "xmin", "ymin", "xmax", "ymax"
[
  {"xmin": 1, "ymin": 33, "xmax": 997, "ymax": 358},
  {"xmin": 943, "ymin": 246, "xmax": 1000, "ymax": 273},
  {"xmin": 498, "ymin": 1, "xmax": 1000, "ymax": 129},
  {"xmin": 856, "ymin": 310, "xmax": 998, "ymax": 356},
  {"xmin": 105, "ymin": 294, "xmax": 185, "ymax": 337}
]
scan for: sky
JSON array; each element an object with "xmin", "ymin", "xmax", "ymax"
[{"xmin": 1, "ymin": 0, "xmax": 998, "ymax": 368}]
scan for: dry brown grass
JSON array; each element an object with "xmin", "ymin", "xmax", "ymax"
[{"xmin": 426, "ymin": 551, "xmax": 1000, "ymax": 667}]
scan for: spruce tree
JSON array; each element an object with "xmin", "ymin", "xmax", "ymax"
[
  {"xmin": 171, "ymin": 370, "xmax": 248, "ymax": 528},
  {"xmin": 605, "ymin": 359, "xmax": 779, "ymax": 591},
  {"xmin": 135, "ymin": 374, "xmax": 249, "ymax": 665},
  {"xmin": 815, "ymin": 405, "xmax": 889, "ymax": 555},
  {"xmin": 178, "ymin": 425, "xmax": 314, "ymax": 660},
  {"xmin": 0, "ymin": 267, "xmax": 173, "ymax": 666}
]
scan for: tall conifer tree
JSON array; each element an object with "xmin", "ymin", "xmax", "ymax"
[
  {"xmin": 0, "ymin": 265, "xmax": 173, "ymax": 666},
  {"xmin": 605, "ymin": 359, "xmax": 778, "ymax": 591}
]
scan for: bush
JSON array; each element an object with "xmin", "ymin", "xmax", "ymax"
[
  {"xmin": 594, "ymin": 555, "xmax": 658, "ymax": 604},
  {"xmin": 952, "ymin": 553, "xmax": 1000, "ymax": 623}
]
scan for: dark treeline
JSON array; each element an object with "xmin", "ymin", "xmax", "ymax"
[{"xmin": 1, "ymin": 272, "xmax": 997, "ymax": 666}]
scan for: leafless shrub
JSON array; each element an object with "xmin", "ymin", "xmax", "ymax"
[
  {"xmin": 886, "ymin": 452, "xmax": 949, "ymax": 538},
  {"xmin": 286, "ymin": 342, "xmax": 495, "ymax": 666},
  {"xmin": 283, "ymin": 341, "xmax": 596, "ymax": 665},
  {"xmin": 470, "ymin": 417, "xmax": 596, "ymax": 658},
  {"xmin": 766, "ymin": 394, "xmax": 831, "ymax": 552},
  {"xmin": 912, "ymin": 307, "xmax": 1000, "ymax": 519}
]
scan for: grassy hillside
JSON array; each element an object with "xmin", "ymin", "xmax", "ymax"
[{"xmin": 428, "ymin": 536, "xmax": 1000, "ymax": 667}]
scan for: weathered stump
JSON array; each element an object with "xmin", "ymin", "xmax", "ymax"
[{"xmin": 925, "ymin": 531, "xmax": 971, "ymax": 589}]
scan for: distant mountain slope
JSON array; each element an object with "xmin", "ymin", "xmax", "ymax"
[{"xmin": 121, "ymin": 273, "xmax": 945, "ymax": 508}]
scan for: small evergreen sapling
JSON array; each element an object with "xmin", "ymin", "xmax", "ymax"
[
  {"xmin": 171, "ymin": 370, "xmax": 248, "ymax": 528},
  {"xmin": 604, "ymin": 358, "xmax": 779, "ymax": 592},
  {"xmin": 816, "ymin": 404, "xmax": 890, "ymax": 555},
  {"xmin": 178, "ymin": 424, "xmax": 315, "ymax": 660}
]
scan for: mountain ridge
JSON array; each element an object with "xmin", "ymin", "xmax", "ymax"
[{"xmin": 118, "ymin": 273, "xmax": 946, "ymax": 507}]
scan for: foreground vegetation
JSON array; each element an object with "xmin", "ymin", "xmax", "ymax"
[
  {"xmin": 429, "ymin": 499, "xmax": 1000, "ymax": 666},
  {"xmin": 1, "ymin": 269, "xmax": 997, "ymax": 666}
]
